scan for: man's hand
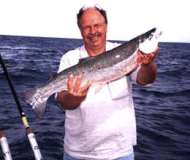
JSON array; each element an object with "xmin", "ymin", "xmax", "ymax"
[
  {"xmin": 67, "ymin": 74, "xmax": 92, "ymax": 97},
  {"xmin": 136, "ymin": 48, "xmax": 159, "ymax": 85},
  {"xmin": 137, "ymin": 47, "xmax": 159, "ymax": 65},
  {"xmin": 57, "ymin": 74, "xmax": 91, "ymax": 110}
]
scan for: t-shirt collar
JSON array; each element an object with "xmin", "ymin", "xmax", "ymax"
[{"xmin": 79, "ymin": 42, "xmax": 109, "ymax": 59}]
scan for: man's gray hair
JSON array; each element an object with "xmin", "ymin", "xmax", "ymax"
[{"xmin": 77, "ymin": 4, "xmax": 108, "ymax": 28}]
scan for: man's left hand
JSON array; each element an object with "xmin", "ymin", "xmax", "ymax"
[{"xmin": 137, "ymin": 48, "xmax": 159, "ymax": 65}]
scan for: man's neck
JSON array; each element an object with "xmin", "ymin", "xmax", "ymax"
[{"xmin": 85, "ymin": 46, "xmax": 106, "ymax": 57}]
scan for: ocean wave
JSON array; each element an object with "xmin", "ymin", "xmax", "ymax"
[{"xmin": 0, "ymin": 45, "xmax": 59, "ymax": 53}]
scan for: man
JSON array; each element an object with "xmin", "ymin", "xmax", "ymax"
[{"xmin": 57, "ymin": 5, "xmax": 158, "ymax": 160}]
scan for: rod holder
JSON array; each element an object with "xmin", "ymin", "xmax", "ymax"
[
  {"xmin": 0, "ymin": 131, "xmax": 13, "ymax": 160},
  {"xmin": 26, "ymin": 128, "xmax": 43, "ymax": 160}
]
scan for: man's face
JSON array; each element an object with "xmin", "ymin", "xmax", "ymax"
[{"xmin": 79, "ymin": 8, "xmax": 107, "ymax": 52}]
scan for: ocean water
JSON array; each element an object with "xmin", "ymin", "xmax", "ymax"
[{"xmin": 0, "ymin": 35, "xmax": 189, "ymax": 160}]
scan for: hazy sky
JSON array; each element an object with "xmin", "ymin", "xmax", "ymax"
[{"xmin": 0, "ymin": 0, "xmax": 189, "ymax": 42}]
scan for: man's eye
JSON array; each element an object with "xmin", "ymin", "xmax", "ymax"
[
  {"xmin": 83, "ymin": 26, "xmax": 90, "ymax": 31},
  {"xmin": 95, "ymin": 24, "xmax": 103, "ymax": 28}
]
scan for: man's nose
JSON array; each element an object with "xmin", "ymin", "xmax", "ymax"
[{"xmin": 90, "ymin": 26, "xmax": 96, "ymax": 34}]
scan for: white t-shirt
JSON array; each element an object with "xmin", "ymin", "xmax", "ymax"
[{"xmin": 58, "ymin": 41, "xmax": 138, "ymax": 160}]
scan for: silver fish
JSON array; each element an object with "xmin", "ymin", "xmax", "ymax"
[{"xmin": 24, "ymin": 28, "xmax": 161, "ymax": 118}]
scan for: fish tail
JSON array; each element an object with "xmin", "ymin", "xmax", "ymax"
[{"xmin": 23, "ymin": 87, "xmax": 48, "ymax": 118}]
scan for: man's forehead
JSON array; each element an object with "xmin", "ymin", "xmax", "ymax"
[
  {"xmin": 82, "ymin": 8, "xmax": 101, "ymax": 16},
  {"xmin": 81, "ymin": 8, "xmax": 105, "ymax": 22}
]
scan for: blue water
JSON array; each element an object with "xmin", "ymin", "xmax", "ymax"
[{"xmin": 0, "ymin": 35, "xmax": 190, "ymax": 160}]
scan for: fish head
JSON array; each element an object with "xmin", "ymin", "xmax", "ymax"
[{"xmin": 139, "ymin": 28, "xmax": 162, "ymax": 54}]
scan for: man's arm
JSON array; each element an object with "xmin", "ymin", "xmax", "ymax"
[
  {"xmin": 136, "ymin": 49, "xmax": 159, "ymax": 85},
  {"xmin": 57, "ymin": 91, "xmax": 86, "ymax": 110},
  {"xmin": 137, "ymin": 62, "xmax": 157, "ymax": 85}
]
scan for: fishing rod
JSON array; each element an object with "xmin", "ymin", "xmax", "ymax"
[
  {"xmin": 0, "ymin": 54, "xmax": 43, "ymax": 160},
  {"xmin": 0, "ymin": 130, "xmax": 13, "ymax": 160}
]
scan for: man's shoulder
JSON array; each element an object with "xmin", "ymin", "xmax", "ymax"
[
  {"xmin": 64, "ymin": 46, "xmax": 82, "ymax": 56},
  {"xmin": 58, "ymin": 46, "xmax": 84, "ymax": 72},
  {"xmin": 66, "ymin": 44, "xmax": 87, "ymax": 55},
  {"xmin": 61, "ymin": 45, "xmax": 83, "ymax": 60}
]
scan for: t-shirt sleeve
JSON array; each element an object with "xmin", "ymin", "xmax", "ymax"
[
  {"xmin": 57, "ymin": 50, "xmax": 80, "ymax": 73},
  {"xmin": 57, "ymin": 53, "xmax": 71, "ymax": 73}
]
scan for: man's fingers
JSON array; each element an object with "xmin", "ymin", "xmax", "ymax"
[
  {"xmin": 137, "ymin": 50, "xmax": 158, "ymax": 65},
  {"xmin": 73, "ymin": 74, "xmax": 83, "ymax": 93},
  {"xmin": 76, "ymin": 79, "xmax": 91, "ymax": 96},
  {"xmin": 67, "ymin": 74, "xmax": 91, "ymax": 96},
  {"xmin": 67, "ymin": 74, "xmax": 78, "ymax": 94},
  {"xmin": 79, "ymin": 87, "xmax": 90, "ymax": 96},
  {"xmin": 67, "ymin": 74, "xmax": 74, "ymax": 91}
]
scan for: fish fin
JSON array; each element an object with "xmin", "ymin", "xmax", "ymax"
[
  {"xmin": 33, "ymin": 100, "xmax": 47, "ymax": 118},
  {"xmin": 23, "ymin": 88, "xmax": 48, "ymax": 118}
]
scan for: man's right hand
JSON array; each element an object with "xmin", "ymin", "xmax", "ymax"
[
  {"xmin": 56, "ymin": 74, "xmax": 91, "ymax": 110},
  {"xmin": 67, "ymin": 74, "xmax": 91, "ymax": 97}
]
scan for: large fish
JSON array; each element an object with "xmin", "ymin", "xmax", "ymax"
[{"xmin": 24, "ymin": 28, "xmax": 161, "ymax": 118}]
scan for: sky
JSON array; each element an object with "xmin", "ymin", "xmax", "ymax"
[{"xmin": 0, "ymin": 0, "xmax": 189, "ymax": 42}]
